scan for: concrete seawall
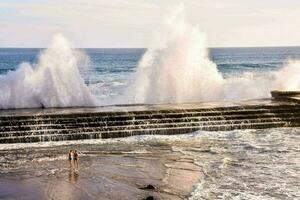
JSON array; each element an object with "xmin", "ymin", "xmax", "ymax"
[
  {"xmin": 0, "ymin": 98, "xmax": 300, "ymax": 143},
  {"xmin": 271, "ymin": 90, "xmax": 300, "ymax": 102}
]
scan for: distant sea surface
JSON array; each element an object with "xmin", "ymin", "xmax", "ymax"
[{"xmin": 1, "ymin": 47, "xmax": 300, "ymax": 74}]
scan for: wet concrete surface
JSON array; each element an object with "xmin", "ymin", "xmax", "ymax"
[{"xmin": 0, "ymin": 98, "xmax": 293, "ymax": 117}]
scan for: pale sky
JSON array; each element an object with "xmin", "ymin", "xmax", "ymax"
[{"xmin": 0, "ymin": 0, "xmax": 300, "ymax": 48}]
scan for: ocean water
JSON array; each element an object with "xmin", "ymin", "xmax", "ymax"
[{"xmin": 1, "ymin": 46, "xmax": 300, "ymax": 105}]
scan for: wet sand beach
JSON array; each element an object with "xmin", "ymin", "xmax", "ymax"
[{"xmin": 0, "ymin": 140, "xmax": 202, "ymax": 200}]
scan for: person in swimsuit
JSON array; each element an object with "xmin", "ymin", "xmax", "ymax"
[
  {"xmin": 73, "ymin": 150, "xmax": 79, "ymax": 170},
  {"xmin": 68, "ymin": 150, "xmax": 73, "ymax": 169}
]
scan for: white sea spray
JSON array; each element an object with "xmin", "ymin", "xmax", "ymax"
[
  {"xmin": 0, "ymin": 34, "xmax": 96, "ymax": 109},
  {"xmin": 126, "ymin": 4, "xmax": 300, "ymax": 104}
]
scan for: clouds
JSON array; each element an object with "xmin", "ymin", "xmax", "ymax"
[{"xmin": 0, "ymin": 0, "xmax": 299, "ymax": 47}]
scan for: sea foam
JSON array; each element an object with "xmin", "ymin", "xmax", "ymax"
[{"xmin": 0, "ymin": 34, "xmax": 96, "ymax": 109}]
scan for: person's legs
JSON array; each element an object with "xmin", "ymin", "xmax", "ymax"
[
  {"xmin": 69, "ymin": 159, "xmax": 72, "ymax": 169},
  {"xmin": 72, "ymin": 159, "xmax": 75, "ymax": 170},
  {"xmin": 75, "ymin": 159, "xmax": 79, "ymax": 170},
  {"xmin": 74, "ymin": 150, "xmax": 79, "ymax": 170}
]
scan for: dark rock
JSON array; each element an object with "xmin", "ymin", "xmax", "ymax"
[
  {"xmin": 143, "ymin": 196, "xmax": 154, "ymax": 200},
  {"xmin": 139, "ymin": 184, "xmax": 156, "ymax": 190}
]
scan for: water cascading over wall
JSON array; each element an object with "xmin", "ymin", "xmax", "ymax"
[{"xmin": 0, "ymin": 101, "xmax": 300, "ymax": 143}]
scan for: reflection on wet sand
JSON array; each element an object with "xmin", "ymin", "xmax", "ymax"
[{"xmin": 69, "ymin": 169, "xmax": 79, "ymax": 184}]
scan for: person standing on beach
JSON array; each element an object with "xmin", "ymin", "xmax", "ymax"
[
  {"xmin": 68, "ymin": 150, "xmax": 73, "ymax": 169},
  {"xmin": 73, "ymin": 150, "xmax": 79, "ymax": 170}
]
